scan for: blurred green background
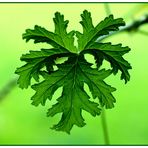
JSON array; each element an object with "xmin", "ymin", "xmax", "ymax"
[{"xmin": 0, "ymin": 3, "xmax": 148, "ymax": 145}]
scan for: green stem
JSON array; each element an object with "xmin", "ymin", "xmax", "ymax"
[
  {"xmin": 101, "ymin": 108, "xmax": 110, "ymax": 145},
  {"xmin": 104, "ymin": 3, "xmax": 111, "ymax": 16},
  {"xmin": 99, "ymin": 4, "xmax": 111, "ymax": 145}
]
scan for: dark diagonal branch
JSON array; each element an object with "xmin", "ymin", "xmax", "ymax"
[
  {"xmin": 0, "ymin": 78, "xmax": 18, "ymax": 101},
  {"xmin": 98, "ymin": 14, "xmax": 148, "ymax": 42}
]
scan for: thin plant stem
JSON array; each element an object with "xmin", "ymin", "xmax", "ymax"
[
  {"xmin": 101, "ymin": 108, "xmax": 110, "ymax": 145},
  {"xmin": 99, "ymin": 4, "xmax": 112, "ymax": 145},
  {"xmin": 104, "ymin": 3, "xmax": 111, "ymax": 16},
  {"xmin": 123, "ymin": 4, "xmax": 146, "ymax": 21}
]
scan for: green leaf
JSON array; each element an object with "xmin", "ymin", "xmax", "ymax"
[
  {"xmin": 15, "ymin": 48, "xmax": 70, "ymax": 89},
  {"xmin": 79, "ymin": 10, "xmax": 94, "ymax": 34},
  {"xmin": 23, "ymin": 12, "xmax": 77, "ymax": 53},
  {"xmin": 78, "ymin": 59, "xmax": 116, "ymax": 109},
  {"xmin": 32, "ymin": 57, "xmax": 115, "ymax": 133},
  {"xmin": 76, "ymin": 10, "xmax": 125, "ymax": 51},
  {"xmin": 15, "ymin": 10, "xmax": 132, "ymax": 134},
  {"xmin": 84, "ymin": 42, "xmax": 132, "ymax": 83}
]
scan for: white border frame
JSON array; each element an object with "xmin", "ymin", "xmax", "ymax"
[{"xmin": 0, "ymin": 0, "xmax": 148, "ymax": 2}]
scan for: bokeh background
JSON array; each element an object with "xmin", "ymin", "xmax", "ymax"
[{"xmin": 0, "ymin": 3, "xmax": 148, "ymax": 145}]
